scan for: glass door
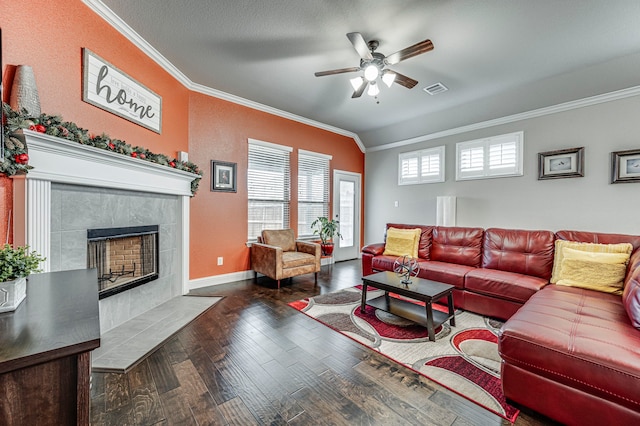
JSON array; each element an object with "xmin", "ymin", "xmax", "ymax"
[{"xmin": 332, "ymin": 170, "xmax": 361, "ymax": 261}]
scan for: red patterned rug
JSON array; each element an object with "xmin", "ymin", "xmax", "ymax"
[{"xmin": 288, "ymin": 286, "xmax": 519, "ymax": 423}]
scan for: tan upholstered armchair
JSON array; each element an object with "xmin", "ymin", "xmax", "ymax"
[{"xmin": 250, "ymin": 229, "xmax": 321, "ymax": 289}]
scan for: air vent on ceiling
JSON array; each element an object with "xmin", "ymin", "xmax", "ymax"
[{"xmin": 423, "ymin": 82, "xmax": 448, "ymax": 95}]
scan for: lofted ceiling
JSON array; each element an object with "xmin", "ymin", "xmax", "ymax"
[{"xmin": 95, "ymin": 0, "xmax": 640, "ymax": 150}]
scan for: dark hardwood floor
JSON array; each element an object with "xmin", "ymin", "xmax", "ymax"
[{"xmin": 90, "ymin": 260, "xmax": 555, "ymax": 425}]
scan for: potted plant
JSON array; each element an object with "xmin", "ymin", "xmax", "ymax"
[
  {"xmin": 0, "ymin": 244, "xmax": 45, "ymax": 313},
  {"xmin": 311, "ymin": 216, "xmax": 343, "ymax": 256}
]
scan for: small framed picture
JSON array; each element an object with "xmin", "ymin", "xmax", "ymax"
[
  {"xmin": 538, "ymin": 147, "xmax": 584, "ymax": 180},
  {"xmin": 211, "ymin": 160, "xmax": 237, "ymax": 192},
  {"xmin": 611, "ymin": 149, "xmax": 640, "ymax": 184}
]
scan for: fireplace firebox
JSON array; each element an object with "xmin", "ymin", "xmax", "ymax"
[{"xmin": 87, "ymin": 225, "xmax": 159, "ymax": 299}]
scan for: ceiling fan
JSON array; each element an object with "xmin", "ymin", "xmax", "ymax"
[{"xmin": 314, "ymin": 32, "xmax": 434, "ymax": 98}]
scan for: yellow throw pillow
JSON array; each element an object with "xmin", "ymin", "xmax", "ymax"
[
  {"xmin": 550, "ymin": 240, "xmax": 633, "ymax": 283},
  {"xmin": 383, "ymin": 227, "xmax": 421, "ymax": 258},
  {"xmin": 555, "ymin": 247, "xmax": 631, "ymax": 295}
]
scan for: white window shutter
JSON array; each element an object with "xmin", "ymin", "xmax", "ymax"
[{"xmin": 456, "ymin": 132, "xmax": 523, "ymax": 180}]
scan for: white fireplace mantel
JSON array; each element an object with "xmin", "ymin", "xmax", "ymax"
[
  {"xmin": 11, "ymin": 129, "xmax": 199, "ymax": 295},
  {"xmin": 17, "ymin": 129, "xmax": 198, "ymax": 196}
]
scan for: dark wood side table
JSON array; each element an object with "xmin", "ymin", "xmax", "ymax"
[
  {"xmin": 361, "ymin": 271, "xmax": 456, "ymax": 341},
  {"xmin": 0, "ymin": 269, "xmax": 101, "ymax": 426}
]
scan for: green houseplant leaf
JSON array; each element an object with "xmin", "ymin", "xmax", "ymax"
[
  {"xmin": 311, "ymin": 217, "xmax": 343, "ymax": 245},
  {"xmin": 0, "ymin": 244, "xmax": 46, "ymax": 282}
]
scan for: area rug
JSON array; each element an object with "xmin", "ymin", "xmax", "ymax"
[{"xmin": 288, "ymin": 286, "xmax": 519, "ymax": 422}]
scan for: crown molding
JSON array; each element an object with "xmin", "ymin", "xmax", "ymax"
[
  {"xmin": 82, "ymin": 0, "xmax": 365, "ymax": 153},
  {"xmin": 366, "ymin": 85, "xmax": 640, "ymax": 152},
  {"xmin": 82, "ymin": 0, "xmax": 191, "ymax": 87},
  {"xmin": 189, "ymin": 82, "xmax": 366, "ymax": 152}
]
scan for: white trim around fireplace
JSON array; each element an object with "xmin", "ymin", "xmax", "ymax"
[{"xmin": 11, "ymin": 130, "xmax": 199, "ymax": 296}]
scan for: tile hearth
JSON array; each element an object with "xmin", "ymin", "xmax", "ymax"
[{"xmin": 91, "ymin": 294, "xmax": 222, "ymax": 373}]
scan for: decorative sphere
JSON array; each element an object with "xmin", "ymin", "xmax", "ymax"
[{"xmin": 393, "ymin": 255, "xmax": 420, "ymax": 284}]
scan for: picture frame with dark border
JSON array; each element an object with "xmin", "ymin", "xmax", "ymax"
[
  {"xmin": 611, "ymin": 149, "xmax": 640, "ymax": 184},
  {"xmin": 538, "ymin": 147, "xmax": 584, "ymax": 180},
  {"xmin": 211, "ymin": 160, "xmax": 237, "ymax": 192}
]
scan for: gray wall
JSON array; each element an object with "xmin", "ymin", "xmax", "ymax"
[
  {"xmin": 50, "ymin": 183, "xmax": 180, "ymax": 332},
  {"xmin": 364, "ymin": 95, "xmax": 640, "ymax": 244}
]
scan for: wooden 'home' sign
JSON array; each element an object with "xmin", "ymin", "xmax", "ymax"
[{"xmin": 82, "ymin": 48, "xmax": 162, "ymax": 133}]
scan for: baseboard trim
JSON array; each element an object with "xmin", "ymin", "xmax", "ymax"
[
  {"xmin": 321, "ymin": 257, "xmax": 334, "ymax": 266},
  {"xmin": 189, "ymin": 260, "xmax": 342, "ymax": 289},
  {"xmin": 189, "ymin": 270, "xmax": 254, "ymax": 290}
]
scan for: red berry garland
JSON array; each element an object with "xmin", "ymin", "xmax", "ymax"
[{"xmin": 13, "ymin": 153, "xmax": 29, "ymax": 164}]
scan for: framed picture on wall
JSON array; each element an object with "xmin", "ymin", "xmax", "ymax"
[
  {"xmin": 211, "ymin": 160, "xmax": 237, "ymax": 192},
  {"xmin": 611, "ymin": 149, "xmax": 640, "ymax": 184},
  {"xmin": 538, "ymin": 147, "xmax": 584, "ymax": 180}
]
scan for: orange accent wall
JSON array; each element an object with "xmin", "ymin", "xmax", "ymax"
[
  {"xmin": 0, "ymin": 178, "xmax": 11, "ymax": 244},
  {"xmin": 1, "ymin": 0, "xmax": 189, "ymax": 246},
  {"xmin": 1, "ymin": 0, "xmax": 365, "ymax": 279},
  {"xmin": 188, "ymin": 93, "xmax": 364, "ymax": 279}
]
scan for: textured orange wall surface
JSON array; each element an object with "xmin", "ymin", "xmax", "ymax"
[
  {"xmin": 189, "ymin": 93, "xmax": 364, "ymax": 279},
  {"xmin": 0, "ymin": 178, "xmax": 11, "ymax": 244},
  {"xmin": 1, "ymin": 0, "xmax": 364, "ymax": 280}
]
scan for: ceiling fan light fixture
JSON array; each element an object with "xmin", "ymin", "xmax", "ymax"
[
  {"xmin": 350, "ymin": 76, "xmax": 364, "ymax": 91},
  {"xmin": 382, "ymin": 71, "xmax": 396, "ymax": 88},
  {"xmin": 364, "ymin": 64, "xmax": 379, "ymax": 82},
  {"xmin": 367, "ymin": 82, "xmax": 380, "ymax": 97}
]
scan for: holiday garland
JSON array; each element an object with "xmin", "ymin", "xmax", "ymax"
[{"xmin": 1, "ymin": 102, "xmax": 202, "ymax": 195}]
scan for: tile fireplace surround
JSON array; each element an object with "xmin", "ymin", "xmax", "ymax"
[{"xmin": 11, "ymin": 130, "xmax": 199, "ymax": 332}]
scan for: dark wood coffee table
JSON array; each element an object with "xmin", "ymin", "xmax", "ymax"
[{"xmin": 361, "ymin": 271, "xmax": 456, "ymax": 341}]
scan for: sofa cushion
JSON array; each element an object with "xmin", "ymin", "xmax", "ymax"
[
  {"xmin": 499, "ymin": 285, "xmax": 640, "ymax": 414},
  {"xmin": 550, "ymin": 240, "xmax": 633, "ymax": 283},
  {"xmin": 418, "ymin": 260, "xmax": 476, "ymax": 289},
  {"xmin": 386, "ymin": 223, "xmax": 433, "ymax": 259},
  {"xmin": 556, "ymin": 248, "xmax": 630, "ymax": 295},
  {"xmin": 481, "ymin": 228, "xmax": 555, "ymax": 279},
  {"xmin": 282, "ymin": 251, "xmax": 315, "ymax": 269},
  {"xmin": 430, "ymin": 226, "xmax": 484, "ymax": 267},
  {"xmin": 262, "ymin": 229, "xmax": 296, "ymax": 252},
  {"xmin": 465, "ymin": 268, "xmax": 548, "ymax": 304},
  {"xmin": 383, "ymin": 227, "xmax": 421, "ymax": 258},
  {"xmin": 556, "ymin": 230, "xmax": 640, "ymax": 251},
  {"xmin": 623, "ymin": 266, "xmax": 640, "ymax": 329}
]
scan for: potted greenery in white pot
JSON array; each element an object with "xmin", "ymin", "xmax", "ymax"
[
  {"xmin": 0, "ymin": 244, "xmax": 45, "ymax": 313},
  {"xmin": 311, "ymin": 216, "xmax": 343, "ymax": 256}
]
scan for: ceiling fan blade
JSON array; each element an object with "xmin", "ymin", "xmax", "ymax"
[
  {"xmin": 388, "ymin": 70, "xmax": 418, "ymax": 89},
  {"xmin": 386, "ymin": 39, "xmax": 434, "ymax": 65},
  {"xmin": 346, "ymin": 32, "xmax": 373, "ymax": 60},
  {"xmin": 314, "ymin": 67, "xmax": 361, "ymax": 77},
  {"xmin": 351, "ymin": 82, "xmax": 367, "ymax": 98}
]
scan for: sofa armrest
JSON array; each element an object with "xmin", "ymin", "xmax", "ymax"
[
  {"xmin": 296, "ymin": 240, "xmax": 321, "ymax": 261},
  {"xmin": 362, "ymin": 243, "xmax": 385, "ymax": 256},
  {"xmin": 250, "ymin": 242, "xmax": 283, "ymax": 279}
]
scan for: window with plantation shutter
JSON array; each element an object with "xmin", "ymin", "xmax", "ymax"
[
  {"xmin": 247, "ymin": 139, "xmax": 292, "ymax": 240},
  {"xmin": 398, "ymin": 146, "xmax": 445, "ymax": 185},
  {"xmin": 298, "ymin": 150, "xmax": 331, "ymax": 238},
  {"xmin": 456, "ymin": 131, "xmax": 523, "ymax": 180}
]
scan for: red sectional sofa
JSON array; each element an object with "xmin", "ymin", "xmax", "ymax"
[
  {"xmin": 361, "ymin": 224, "xmax": 640, "ymax": 425},
  {"xmin": 362, "ymin": 223, "xmax": 556, "ymax": 320}
]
